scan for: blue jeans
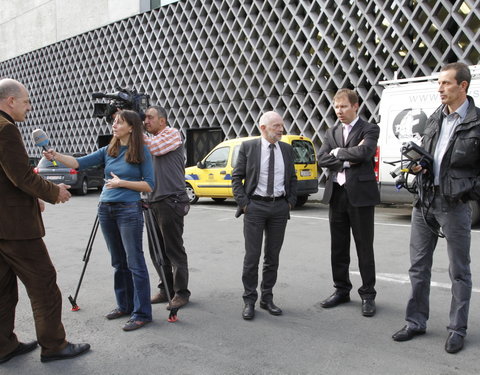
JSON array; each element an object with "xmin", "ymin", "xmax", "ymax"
[{"xmin": 98, "ymin": 201, "xmax": 152, "ymax": 322}]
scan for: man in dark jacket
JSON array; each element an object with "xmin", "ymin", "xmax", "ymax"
[
  {"xmin": 317, "ymin": 89, "xmax": 380, "ymax": 317},
  {"xmin": 0, "ymin": 78, "xmax": 90, "ymax": 363},
  {"xmin": 392, "ymin": 62, "xmax": 480, "ymax": 354},
  {"xmin": 232, "ymin": 111, "xmax": 297, "ymax": 320}
]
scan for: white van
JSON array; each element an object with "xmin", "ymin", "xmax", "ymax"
[{"xmin": 377, "ymin": 65, "xmax": 480, "ymax": 223}]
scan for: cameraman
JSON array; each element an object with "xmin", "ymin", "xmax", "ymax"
[
  {"xmin": 143, "ymin": 106, "xmax": 191, "ymax": 310},
  {"xmin": 392, "ymin": 62, "xmax": 480, "ymax": 354}
]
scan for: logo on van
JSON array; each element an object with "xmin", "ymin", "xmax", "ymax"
[{"xmin": 392, "ymin": 108, "xmax": 427, "ymax": 141}]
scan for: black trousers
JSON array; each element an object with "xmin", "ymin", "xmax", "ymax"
[
  {"xmin": 329, "ymin": 184, "xmax": 376, "ymax": 299},
  {"xmin": 242, "ymin": 198, "xmax": 289, "ymax": 303},
  {"xmin": 150, "ymin": 199, "xmax": 190, "ymax": 299}
]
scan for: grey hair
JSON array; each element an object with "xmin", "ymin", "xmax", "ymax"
[
  {"xmin": 148, "ymin": 105, "xmax": 168, "ymax": 120},
  {"xmin": 259, "ymin": 111, "xmax": 281, "ymax": 127},
  {"xmin": 0, "ymin": 78, "xmax": 24, "ymax": 100}
]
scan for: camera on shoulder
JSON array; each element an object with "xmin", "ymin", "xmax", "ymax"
[{"xmin": 92, "ymin": 87, "xmax": 150, "ymax": 123}]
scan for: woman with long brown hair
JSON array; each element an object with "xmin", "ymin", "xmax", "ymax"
[{"xmin": 44, "ymin": 110, "xmax": 154, "ymax": 331}]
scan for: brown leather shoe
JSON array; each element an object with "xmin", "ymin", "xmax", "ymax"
[
  {"xmin": 151, "ymin": 290, "xmax": 169, "ymax": 304},
  {"xmin": 166, "ymin": 295, "xmax": 189, "ymax": 310}
]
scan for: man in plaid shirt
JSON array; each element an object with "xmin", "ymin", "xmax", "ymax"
[{"xmin": 143, "ymin": 106, "xmax": 191, "ymax": 310}]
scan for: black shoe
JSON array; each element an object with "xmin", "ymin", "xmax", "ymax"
[
  {"xmin": 0, "ymin": 341, "xmax": 38, "ymax": 364},
  {"xmin": 40, "ymin": 342, "xmax": 91, "ymax": 363},
  {"xmin": 361, "ymin": 299, "xmax": 376, "ymax": 317},
  {"xmin": 392, "ymin": 325, "xmax": 426, "ymax": 342},
  {"xmin": 445, "ymin": 332, "xmax": 464, "ymax": 354},
  {"xmin": 242, "ymin": 303, "xmax": 255, "ymax": 320},
  {"xmin": 320, "ymin": 292, "xmax": 350, "ymax": 308},
  {"xmin": 260, "ymin": 300, "xmax": 283, "ymax": 316}
]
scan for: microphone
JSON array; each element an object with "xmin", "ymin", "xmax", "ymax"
[{"xmin": 32, "ymin": 129, "xmax": 57, "ymax": 166}]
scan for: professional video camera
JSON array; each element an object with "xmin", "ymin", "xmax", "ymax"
[
  {"xmin": 400, "ymin": 141, "xmax": 433, "ymax": 165},
  {"xmin": 92, "ymin": 87, "xmax": 150, "ymax": 123},
  {"xmin": 386, "ymin": 141, "xmax": 434, "ymax": 193}
]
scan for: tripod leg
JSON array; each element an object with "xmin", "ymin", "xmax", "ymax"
[
  {"xmin": 68, "ymin": 215, "xmax": 99, "ymax": 311},
  {"xmin": 143, "ymin": 207, "xmax": 178, "ymax": 322}
]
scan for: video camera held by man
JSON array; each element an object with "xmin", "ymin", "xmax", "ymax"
[
  {"xmin": 388, "ymin": 141, "xmax": 434, "ymax": 193},
  {"xmin": 92, "ymin": 87, "xmax": 150, "ymax": 123},
  {"xmin": 400, "ymin": 141, "xmax": 433, "ymax": 166}
]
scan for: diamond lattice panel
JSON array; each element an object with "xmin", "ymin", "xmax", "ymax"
[{"xmin": 1, "ymin": 0, "xmax": 479, "ymax": 183}]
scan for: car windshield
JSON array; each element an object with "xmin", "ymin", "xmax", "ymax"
[
  {"xmin": 37, "ymin": 158, "xmax": 69, "ymax": 168},
  {"xmin": 204, "ymin": 147, "xmax": 229, "ymax": 168},
  {"xmin": 291, "ymin": 140, "xmax": 315, "ymax": 164}
]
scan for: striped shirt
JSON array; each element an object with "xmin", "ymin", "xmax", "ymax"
[{"xmin": 144, "ymin": 127, "xmax": 182, "ymax": 156}]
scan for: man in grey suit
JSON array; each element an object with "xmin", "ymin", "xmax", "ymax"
[
  {"xmin": 317, "ymin": 89, "xmax": 380, "ymax": 317},
  {"xmin": 232, "ymin": 111, "xmax": 297, "ymax": 320}
]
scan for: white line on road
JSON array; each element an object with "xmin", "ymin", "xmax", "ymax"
[
  {"xmin": 195, "ymin": 206, "xmax": 480, "ymax": 232},
  {"xmin": 351, "ymin": 271, "xmax": 480, "ymax": 293}
]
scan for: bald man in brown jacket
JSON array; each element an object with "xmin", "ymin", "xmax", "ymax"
[{"xmin": 0, "ymin": 78, "xmax": 90, "ymax": 364}]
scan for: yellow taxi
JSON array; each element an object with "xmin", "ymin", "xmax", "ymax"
[{"xmin": 185, "ymin": 135, "xmax": 318, "ymax": 206}]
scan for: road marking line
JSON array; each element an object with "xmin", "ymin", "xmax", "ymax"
[
  {"xmin": 351, "ymin": 271, "xmax": 480, "ymax": 293},
  {"xmin": 193, "ymin": 206, "xmax": 480, "ymax": 232}
]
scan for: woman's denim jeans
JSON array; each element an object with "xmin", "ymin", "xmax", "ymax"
[{"xmin": 98, "ymin": 201, "xmax": 152, "ymax": 322}]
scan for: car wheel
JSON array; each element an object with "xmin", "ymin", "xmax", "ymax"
[
  {"xmin": 212, "ymin": 198, "xmax": 227, "ymax": 203},
  {"xmin": 295, "ymin": 195, "xmax": 308, "ymax": 207},
  {"xmin": 186, "ymin": 183, "xmax": 199, "ymax": 204},
  {"xmin": 76, "ymin": 178, "xmax": 88, "ymax": 196}
]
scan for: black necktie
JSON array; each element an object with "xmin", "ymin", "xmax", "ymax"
[{"xmin": 267, "ymin": 143, "xmax": 275, "ymax": 196}]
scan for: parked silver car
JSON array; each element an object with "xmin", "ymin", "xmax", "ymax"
[{"xmin": 34, "ymin": 154, "xmax": 104, "ymax": 195}]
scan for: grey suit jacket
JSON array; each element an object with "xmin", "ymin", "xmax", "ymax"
[
  {"xmin": 232, "ymin": 138, "xmax": 297, "ymax": 217},
  {"xmin": 317, "ymin": 118, "xmax": 380, "ymax": 207}
]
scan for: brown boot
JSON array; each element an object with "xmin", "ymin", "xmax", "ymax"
[
  {"xmin": 151, "ymin": 290, "xmax": 169, "ymax": 304},
  {"xmin": 166, "ymin": 295, "xmax": 189, "ymax": 310}
]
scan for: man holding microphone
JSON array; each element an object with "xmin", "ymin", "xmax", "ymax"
[{"xmin": 0, "ymin": 78, "xmax": 90, "ymax": 363}]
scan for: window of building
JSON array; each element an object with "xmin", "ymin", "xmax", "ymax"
[{"xmin": 151, "ymin": 0, "xmax": 179, "ymax": 9}]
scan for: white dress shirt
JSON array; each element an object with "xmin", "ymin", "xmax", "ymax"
[{"xmin": 254, "ymin": 137, "xmax": 286, "ymax": 197}]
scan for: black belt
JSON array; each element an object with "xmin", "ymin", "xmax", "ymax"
[
  {"xmin": 100, "ymin": 201, "xmax": 136, "ymax": 206},
  {"xmin": 250, "ymin": 195, "xmax": 285, "ymax": 202}
]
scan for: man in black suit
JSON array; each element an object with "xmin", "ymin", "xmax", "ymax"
[
  {"xmin": 232, "ymin": 111, "xmax": 297, "ymax": 320},
  {"xmin": 317, "ymin": 89, "xmax": 380, "ymax": 317}
]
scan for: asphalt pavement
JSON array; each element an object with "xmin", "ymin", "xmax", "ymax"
[{"xmin": 2, "ymin": 191, "xmax": 480, "ymax": 374}]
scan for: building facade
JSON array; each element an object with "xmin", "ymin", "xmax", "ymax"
[{"xmin": 0, "ymin": 0, "xmax": 479, "ymax": 175}]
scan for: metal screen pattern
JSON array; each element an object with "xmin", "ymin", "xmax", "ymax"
[{"xmin": 1, "ymin": 0, "xmax": 479, "ymax": 173}]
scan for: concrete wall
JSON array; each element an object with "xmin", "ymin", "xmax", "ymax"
[{"xmin": 0, "ymin": 0, "xmax": 151, "ymax": 62}]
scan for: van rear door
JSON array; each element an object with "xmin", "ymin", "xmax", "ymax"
[{"xmin": 378, "ymin": 80, "xmax": 439, "ymax": 203}]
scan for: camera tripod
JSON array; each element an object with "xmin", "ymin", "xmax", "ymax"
[{"xmin": 68, "ymin": 202, "xmax": 178, "ymax": 322}]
